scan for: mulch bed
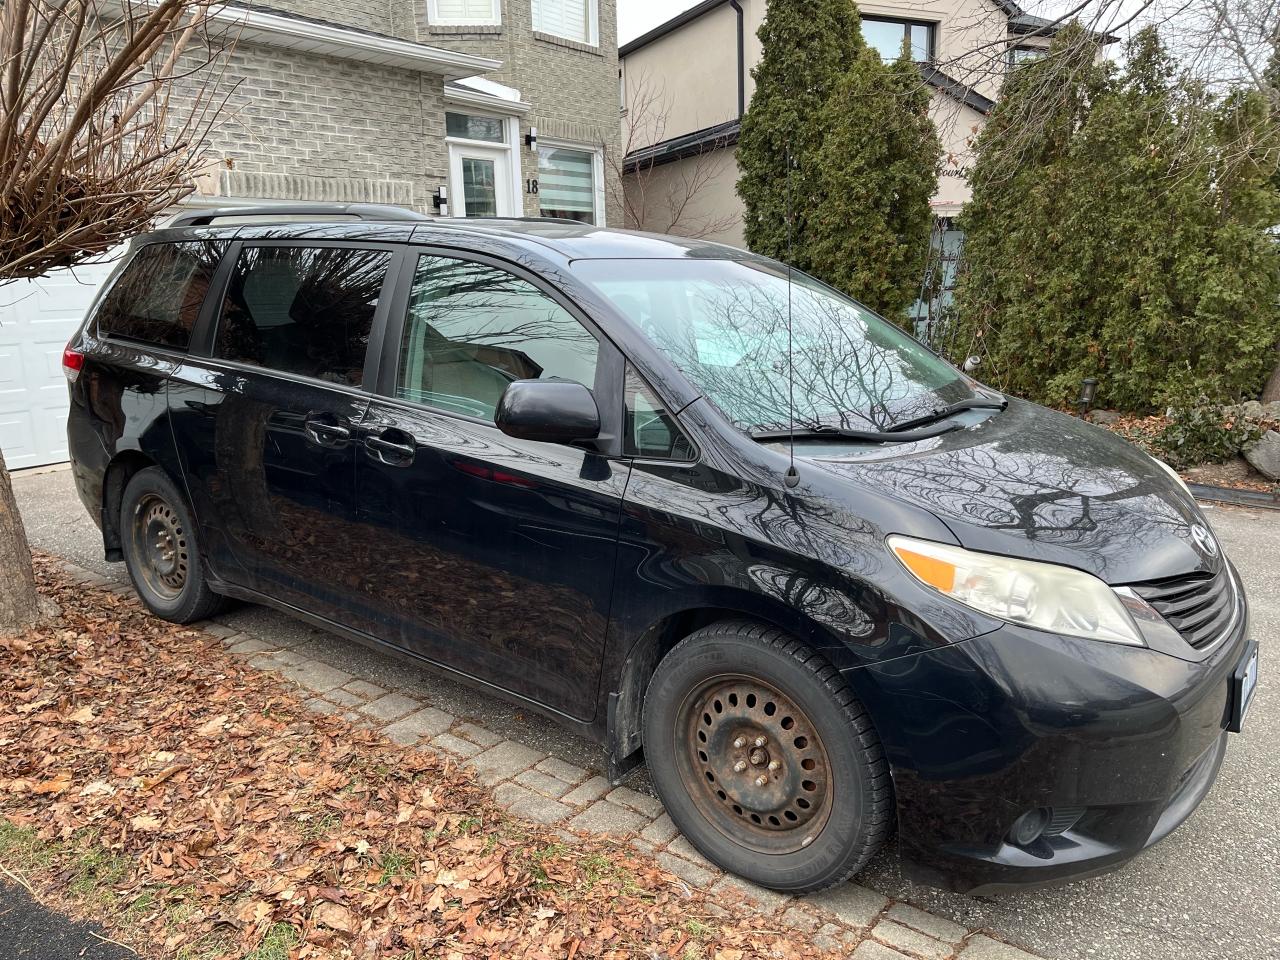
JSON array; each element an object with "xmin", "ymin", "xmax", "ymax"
[
  {"xmin": 1097, "ymin": 413, "xmax": 1279, "ymax": 494},
  {"xmin": 0, "ymin": 557, "xmax": 837, "ymax": 959}
]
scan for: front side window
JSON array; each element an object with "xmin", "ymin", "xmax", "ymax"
[
  {"xmin": 538, "ymin": 145, "xmax": 599, "ymax": 224},
  {"xmin": 575, "ymin": 258, "xmax": 972, "ymax": 435},
  {"xmin": 214, "ymin": 245, "xmax": 391, "ymax": 386},
  {"xmin": 533, "ymin": 0, "xmax": 595, "ymax": 44},
  {"xmin": 95, "ymin": 241, "xmax": 223, "ymax": 349},
  {"xmin": 398, "ymin": 255, "xmax": 600, "ymax": 421},
  {"xmin": 861, "ymin": 16, "xmax": 934, "ymax": 62},
  {"xmin": 625, "ymin": 364, "xmax": 695, "ymax": 460},
  {"xmin": 428, "ymin": 0, "xmax": 500, "ymax": 26}
]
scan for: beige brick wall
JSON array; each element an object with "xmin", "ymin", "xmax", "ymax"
[{"xmin": 187, "ymin": 43, "xmax": 448, "ymax": 211}]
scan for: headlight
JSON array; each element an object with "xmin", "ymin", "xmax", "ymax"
[
  {"xmin": 1151, "ymin": 456, "xmax": 1193, "ymax": 498},
  {"xmin": 888, "ymin": 536, "xmax": 1145, "ymax": 646}
]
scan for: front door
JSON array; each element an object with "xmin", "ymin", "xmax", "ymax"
[
  {"xmin": 354, "ymin": 251, "xmax": 628, "ymax": 720},
  {"xmin": 449, "ymin": 144, "xmax": 514, "ymax": 218},
  {"xmin": 169, "ymin": 241, "xmax": 396, "ymax": 623}
]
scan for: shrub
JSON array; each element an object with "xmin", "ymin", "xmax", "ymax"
[{"xmin": 950, "ymin": 27, "xmax": 1280, "ymax": 413}]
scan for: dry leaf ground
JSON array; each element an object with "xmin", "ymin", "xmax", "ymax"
[{"xmin": 0, "ymin": 556, "xmax": 843, "ymax": 960}]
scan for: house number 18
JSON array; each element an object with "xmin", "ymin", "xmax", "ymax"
[{"xmin": 526, "ymin": 178, "xmax": 539, "ymax": 195}]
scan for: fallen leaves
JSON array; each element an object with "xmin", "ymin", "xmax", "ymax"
[{"xmin": 0, "ymin": 558, "xmax": 842, "ymax": 959}]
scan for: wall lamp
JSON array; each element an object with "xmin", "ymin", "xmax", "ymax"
[{"xmin": 525, "ymin": 126, "xmax": 538, "ymax": 151}]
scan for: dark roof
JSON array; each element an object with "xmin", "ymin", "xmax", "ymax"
[
  {"xmin": 919, "ymin": 64, "xmax": 995, "ymax": 115},
  {"xmin": 617, "ymin": 69, "xmax": 990, "ymax": 171},
  {"xmin": 623, "ymin": 118, "xmax": 741, "ymax": 171},
  {"xmin": 149, "ymin": 215, "xmax": 757, "ymax": 262}
]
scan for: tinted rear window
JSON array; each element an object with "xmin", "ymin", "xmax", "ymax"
[
  {"xmin": 214, "ymin": 245, "xmax": 392, "ymax": 387},
  {"xmin": 95, "ymin": 241, "xmax": 222, "ymax": 349}
]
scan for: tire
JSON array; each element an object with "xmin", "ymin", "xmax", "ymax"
[
  {"xmin": 120, "ymin": 467, "xmax": 224, "ymax": 623},
  {"xmin": 642, "ymin": 620, "xmax": 893, "ymax": 893}
]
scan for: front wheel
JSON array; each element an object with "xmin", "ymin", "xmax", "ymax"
[
  {"xmin": 642, "ymin": 621, "xmax": 892, "ymax": 893},
  {"xmin": 120, "ymin": 467, "xmax": 224, "ymax": 623}
]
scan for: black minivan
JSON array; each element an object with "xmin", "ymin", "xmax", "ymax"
[{"xmin": 65, "ymin": 205, "xmax": 1258, "ymax": 895}]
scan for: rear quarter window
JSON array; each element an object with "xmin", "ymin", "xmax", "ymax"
[{"xmin": 95, "ymin": 241, "xmax": 223, "ymax": 350}]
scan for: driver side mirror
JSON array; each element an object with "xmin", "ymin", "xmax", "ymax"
[{"xmin": 495, "ymin": 379, "xmax": 600, "ymax": 444}]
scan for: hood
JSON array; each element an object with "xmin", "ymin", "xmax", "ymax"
[{"xmin": 805, "ymin": 399, "xmax": 1219, "ymax": 585}]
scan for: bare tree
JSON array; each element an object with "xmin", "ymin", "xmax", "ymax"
[
  {"xmin": 0, "ymin": 0, "xmax": 228, "ymax": 630},
  {"xmin": 607, "ymin": 68, "xmax": 740, "ymax": 240}
]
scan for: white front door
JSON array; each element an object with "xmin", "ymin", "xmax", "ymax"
[
  {"xmin": 449, "ymin": 144, "xmax": 514, "ymax": 218},
  {"xmin": 0, "ymin": 259, "xmax": 119, "ymax": 469}
]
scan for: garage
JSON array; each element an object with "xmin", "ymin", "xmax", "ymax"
[{"xmin": 0, "ymin": 260, "xmax": 117, "ymax": 470}]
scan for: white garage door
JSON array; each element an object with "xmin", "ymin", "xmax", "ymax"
[{"xmin": 0, "ymin": 260, "xmax": 118, "ymax": 470}]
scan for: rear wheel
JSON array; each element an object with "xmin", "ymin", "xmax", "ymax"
[
  {"xmin": 121, "ymin": 467, "xmax": 224, "ymax": 623},
  {"xmin": 642, "ymin": 621, "xmax": 892, "ymax": 893}
]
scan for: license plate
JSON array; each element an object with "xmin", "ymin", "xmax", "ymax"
[{"xmin": 1228, "ymin": 643, "xmax": 1259, "ymax": 733}]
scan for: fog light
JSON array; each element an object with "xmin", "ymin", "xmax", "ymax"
[{"xmin": 1008, "ymin": 808, "xmax": 1050, "ymax": 847}]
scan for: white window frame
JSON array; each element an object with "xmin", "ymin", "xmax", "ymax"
[
  {"xmin": 532, "ymin": 0, "xmax": 598, "ymax": 47},
  {"xmin": 444, "ymin": 110, "xmax": 522, "ymax": 218},
  {"xmin": 428, "ymin": 0, "xmax": 501, "ymax": 28},
  {"xmin": 537, "ymin": 138, "xmax": 605, "ymax": 227}
]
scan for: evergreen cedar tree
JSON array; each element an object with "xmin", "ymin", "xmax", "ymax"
[
  {"xmin": 736, "ymin": 0, "xmax": 942, "ymax": 321},
  {"xmin": 952, "ymin": 25, "xmax": 1280, "ymax": 412}
]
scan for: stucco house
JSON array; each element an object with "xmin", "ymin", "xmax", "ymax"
[
  {"xmin": 1, "ymin": 0, "xmax": 622, "ymax": 471},
  {"xmin": 617, "ymin": 0, "xmax": 1063, "ymax": 248}
]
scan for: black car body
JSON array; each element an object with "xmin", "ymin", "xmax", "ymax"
[{"xmin": 65, "ymin": 207, "xmax": 1258, "ymax": 895}]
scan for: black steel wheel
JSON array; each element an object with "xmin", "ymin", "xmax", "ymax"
[
  {"xmin": 678, "ymin": 675, "xmax": 833, "ymax": 854},
  {"xmin": 643, "ymin": 621, "xmax": 893, "ymax": 893},
  {"xmin": 120, "ymin": 467, "xmax": 224, "ymax": 623}
]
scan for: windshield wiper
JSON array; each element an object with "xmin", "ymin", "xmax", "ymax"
[
  {"xmin": 884, "ymin": 395, "xmax": 1008, "ymax": 434},
  {"xmin": 750, "ymin": 421, "xmax": 965, "ymax": 444}
]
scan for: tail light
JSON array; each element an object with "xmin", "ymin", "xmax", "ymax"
[{"xmin": 62, "ymin": 345, "xmax": 85, "ymax": 383}]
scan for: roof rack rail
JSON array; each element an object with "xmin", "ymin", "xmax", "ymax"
[{"xmin": 166, "ymin": 203, "xmax": 431, "ymax": 228}]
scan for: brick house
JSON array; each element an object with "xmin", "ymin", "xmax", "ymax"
[
  {"xmin": 193, "ymin": 0, "xmax": 623, "ymax": 223},
  {"xmin": 0, "ymin": 0, "xmax": 622, "ymax": 471}
]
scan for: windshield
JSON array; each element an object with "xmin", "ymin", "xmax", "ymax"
[{"xmin": 573, "ymin": 258, "xmax": 974, "ymax": 434}]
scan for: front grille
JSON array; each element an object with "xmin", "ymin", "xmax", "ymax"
[{"xmin": 1130, "ymin": 567, "xmax": 1236, "ymax": 649}]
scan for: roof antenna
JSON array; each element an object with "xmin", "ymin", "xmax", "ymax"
[{"xmin": 783, "ymin": 146, "xmax": 800, "ymax": 490}]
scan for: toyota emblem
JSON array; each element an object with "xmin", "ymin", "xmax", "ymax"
[{"xmin": 1190, "ymin": 523, "xmax": 1219, "ymax": 558}]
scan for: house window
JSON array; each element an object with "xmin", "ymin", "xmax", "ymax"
[
  {"xmin": 533, "ymin": 0, "xmax": 597, "ymax": 45},
  {"xmin": 861, "ymin": 16, "xmax": 934, "ymax": 62},
  {"xmin": 538, "ymin": 143, "xmax": 602, "ymax": 224},
  {"xmin": 446, "ymin": 112, "xmax": 506, "ymax": 143},
  {"xmin": 428, "ymin": 0, "xmax": 500, "ymax": 27},
  {"xmin": 1009, "ymin": 45, "xmax": 1047, "ymax": 68}
]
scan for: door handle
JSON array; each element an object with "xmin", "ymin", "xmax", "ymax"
[
  {"xmin": 363, "ymin": 430, "xmax": 416, "ymax": 466},
  {"xmin": 304, "ymin": 414, "xmax": 351, "ymax": 445}
]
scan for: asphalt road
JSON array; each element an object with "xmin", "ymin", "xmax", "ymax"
[
  {"xmin": 0, "ymin": 883, "xmax": 133, "ymax": 960},
  {"xmin": 12, "ymin": 465, "xmax": 1279, "ymax": 960}
]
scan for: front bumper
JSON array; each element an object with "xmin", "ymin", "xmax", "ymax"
[{"xmin": 852, "ymin": 612, "xmax": 1252, "ymax": 894}]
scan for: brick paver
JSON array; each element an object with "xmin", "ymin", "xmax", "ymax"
[{"xmin": 47, "ymin": 556, "xmax": 1050, "ymax": 960}]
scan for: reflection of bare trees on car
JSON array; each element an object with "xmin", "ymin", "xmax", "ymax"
[{"xmin": 582, "ymin": 258, "xmax": 977, "ymax": 437}]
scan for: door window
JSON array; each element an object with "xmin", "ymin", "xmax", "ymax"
[
  {"xmin": 94, "ymin": 241, "xmax": 223, "ymax": 349},
  {"xmin": 214, "ymin": 245, "xmax": 392, "ymax": 387},
  {"xmin": 461, "ymin": 157, "xmax": 499, "ymax": 216},
  {"xmin": 397, "ymin": 255, "xmax": 600, "ymax": 421}
]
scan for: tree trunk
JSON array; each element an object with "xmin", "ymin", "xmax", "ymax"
[
  {"xmin": 1262, "ymin": 349, "xmax": 1280, "ymax": 404},
  {"xmin": 0, "ymin": 450, "xmax": 40, "ymax": 631}
]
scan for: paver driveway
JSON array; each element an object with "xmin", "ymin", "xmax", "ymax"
[{"xmin": 14, "ymin": 466, "xmax": 1277, "ymax": 960}]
